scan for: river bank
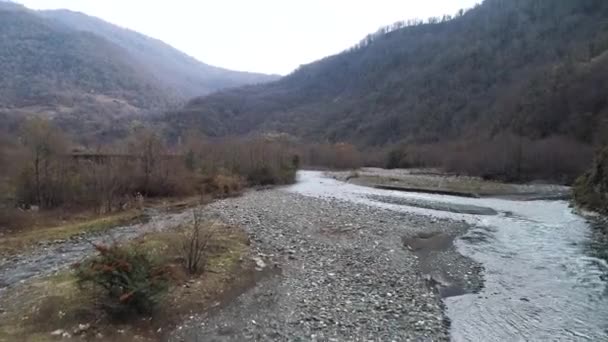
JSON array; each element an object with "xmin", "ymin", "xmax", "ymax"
[
  {"xmin": 330, "ymin": 167, "xmax": 572, "ymax": 200},
  {"xmin": 0, "ymin": 171, "xmax": 478, "ymax": 341},
  {"xmin": 1, "ymin": 170, "xmax": 606, "ymax": 341}
]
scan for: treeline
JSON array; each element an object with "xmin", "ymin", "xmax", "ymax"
[
  {"xmin": 385, "ymin": 134, "xmax": 592, "ymax": 183},
  {"xmin": 299, "ymin": 143, "xmax": 363, "ymax": 170},
  {"xmin": 350, "ymin": 6, "xmax": 473, "ymax": 51},
  {"xmin": 0, "ymin": 118, "xmax": 378, "ymax": 231},
  {"xmin": 0, "ymin": 118, "xmax": 300, "ymax": 231}
]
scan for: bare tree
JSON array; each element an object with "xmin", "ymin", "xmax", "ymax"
[
  {"xmin": 181, "ymin": 210, "xmax": 214, "ymax": 274},
  {"xmin": 19, "ymin": 118, "xmax": 67, "ymax": 208},
  {"xmin": 127, "ymin": 128, "xmax": 167, "ymax": 195}
]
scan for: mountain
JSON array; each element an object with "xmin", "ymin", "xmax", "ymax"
[
  {"xmin": 166, "ymin": 0, "xmax": 608, "ymax": 148},
  {"xmin": 0, "ymin": 1, "xmax": 277, "ymax": 141},
  {"xmin": 0, "ymin": 2, "xmax": 169, "ymax": 108},
  {"xmin": 40, "ymin": 9, "xmax": 279, "ymax": 98}
]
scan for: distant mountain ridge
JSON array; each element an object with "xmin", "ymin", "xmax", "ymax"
[{"xmin": 40, "ymin": 9, "xmax": 279, "ymax": 98}]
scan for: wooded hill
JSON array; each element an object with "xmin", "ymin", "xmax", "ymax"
[
  {"xmin": 166, "ymin": 0, "xmax": 608, "ymax": 149},
  {"xmin": 0, "ymin": 1, "xmax": 276, "ymax": 142},
  {"xmin": 0, "ymin": 2, "xmax": 167, "ymax": 108}
]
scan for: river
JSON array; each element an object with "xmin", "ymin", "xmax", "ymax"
[{"xmin": 288, "ymin": 171, "xmax": 608, "ymax": 341}]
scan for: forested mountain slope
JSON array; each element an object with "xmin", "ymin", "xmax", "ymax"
[
  {"xmin": 0, "ymin": 1, "xmax": 277, "ymax": 141},
  {"xmin": 0, "ymin": 2, "xmax": 169, "ymax": 110},
  {"xmin": 166, "ymin": 0, "xmax": 608, "ymax": 147},
  {"xmin": 41, "ymin": 9, "xmax": 279, "ymax": 98}
]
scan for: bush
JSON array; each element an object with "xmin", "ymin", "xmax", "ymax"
[
  {"xmin": 574, "ymin": 146, "xmax": 608, "ymax": 213},
  {"xmin": 245, "ymin": 166, "xmax": 276, "ymax": 186},
  {"xmin": 181, "ymin": 210, "xmax": 214, "ymax": 274},
  {"xmin": 0, "ymin": 208, "xmax": 32, "ymax": 232},
  {"xmin": 386, "ymin": 148, "xmax": 406, "ymax": 169},
  {"xmin": 202, "ymin": 171, "xmax": 244, "ymax": 197},
  {"xmin": 245, "ymin": 164, "xmax": 297, "ymax": 186},
  {"xmin": 300, "ymin": 143, "xmax": 363, "ymax": 169},
  {"xmin": 74, "ymin": 243, "xmax": 170, "ymax": 317}
]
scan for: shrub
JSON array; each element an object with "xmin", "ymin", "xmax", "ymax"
[
  {"xmin": 245, "ymin": 164, "xmax": 297, "ymax": 186},
  {"xmin": 386, "ymin": 148, "xmax": 405, "ymax": 169},
  {"xmin": 181, "ymin": 210, "xmax": 215, "ymax": 274},
  {"xmin": 0, "ymin": 208, "xmax": 33, "ymax": 232},
  {"xmin": 74, "ymin": 243, "xmax": 170, "ymax": 317},
  {"xmin": 574, "ymin": 146, "xmax": 608, "ymax": 213},
  {"xmin": 202, "ymin": 171, "xmax": 244, "ymax": 197},
  {"xmin": 245, "ymin": 166, "xmax": 276, "ymax": 186},
  {"xmin": 300, "ymin": 143, "xmax": 363, "ymax": 169}
]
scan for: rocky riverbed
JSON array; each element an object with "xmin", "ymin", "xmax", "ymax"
[
  {"xmin": 0, "ymin": 171, "xmax": 482, "ymax": 341},
  {"xmin": 170, "ymin": 184, "xmax": 481, "ymax": 341},
  {"xmin": 12, "ymin": 169, "xmax": 605, "ymax": 341},
  {"xmin": 171, "ymin": 170, "xmax": 607, "ymax": 341}
]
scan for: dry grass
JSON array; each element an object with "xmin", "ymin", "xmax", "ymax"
[
  {"xmin": 0, "ymin": 225, "xmax": 253, "ymax": 342},
  {"xmin": 341, "ymin": 168, "xmax": 528, "ymax": 197},
  {"xmin": 0, "ymin": 196, "xmax": 205, "ymax": 258},
  {"xmin": 203, "ymin": 172, "xmax": 245, "ymax": 198},
  {"xmin": 368, "ymin": 174, "xmax": 515, "ymax": 195},
  {"xmin": 0, "ymin": 210, "xmax": 143, "ymax": 256}
]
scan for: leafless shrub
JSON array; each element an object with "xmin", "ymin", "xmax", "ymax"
[
  {"xmin": 387, "ymin": 134, "xmax": 593, "ymax": 184},
  {"xmin": 182, "ymin": 136, "xmax": 299, "ymax": 186},
  {"xmin": 300, "ymin": 142, "xmax": 363, "ymax": 169},
  {"xmin": 181, "ymin": 210, "xmax": 215, "ymax": 274}
]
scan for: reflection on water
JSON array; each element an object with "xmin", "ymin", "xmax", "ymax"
[{"xmin": 287, "ymin": 171, "xmax": 608, "ymax": 341}]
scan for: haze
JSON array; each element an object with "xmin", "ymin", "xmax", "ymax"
[{"xmin": 16, "ymin": 0, "xmax": 480, "ymax": 75}]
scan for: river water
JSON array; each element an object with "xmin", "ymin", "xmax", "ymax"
[{"xmin": 288, "ymin": 171, "xmax": 608, "ymax": 341}]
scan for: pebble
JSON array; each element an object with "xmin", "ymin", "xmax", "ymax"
[{"xmin": 169, "ymin": 188, "xmax": 476, "ymax": 341}]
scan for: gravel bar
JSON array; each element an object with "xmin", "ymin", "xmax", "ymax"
[{"xmin": 171, "ymin": 188, "xmax": 482, "ymax": 341}]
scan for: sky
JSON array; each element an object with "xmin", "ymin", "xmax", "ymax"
[{"xmin": 15, "ymin": 0, "xmax": 481, "ymax": 75}]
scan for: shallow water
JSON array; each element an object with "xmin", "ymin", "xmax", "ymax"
[{"xmin": 287, "ymin": 171, "xmax": 608, "ymax": 341}]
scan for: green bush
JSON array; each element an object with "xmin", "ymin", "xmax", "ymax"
[
  {"xmin": 246, "ymin": 166, "xmax": 275, "ymax": 186},
  {"xmin": 386, "ymin": 148, "xmax": 405, "ymax": 169},
  {"xmin": 573, "ymin": 174, "xmax": 602, "ymax": 211},
  {"xmin": 74, "ymin": 243, "xmax": 169, "ymax": 317},
  {"xmin": 247, "ymin": 164, "xmax": 297, "ymax": 186},
  {"xmin": 573, "ymin": 146, "xmax": 608, "ymax": 213}
]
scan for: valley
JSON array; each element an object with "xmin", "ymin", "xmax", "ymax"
[
  {"xmin": 1, "ymin": 0, "xmax": 608, "ymax": 340},
  {"xmin": 1, "ymin": 171, "xmax": 606, "ymax": 341}
]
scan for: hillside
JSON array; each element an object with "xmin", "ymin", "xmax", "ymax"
[
  {"xmin": 40, "ymin": 9, "xmax": 279, "ymax": 98},
  {"xmin": 0, "ymin": 2, "xmax": 277, "ymax": 141},
  {"xmin": 0, "ymin": 2, "xmax": 170, "ymax": 107},
  {"xmin": 166, "ymin": 0, "xmax": 608, "ymax": 149}
]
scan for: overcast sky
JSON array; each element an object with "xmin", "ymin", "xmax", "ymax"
[{"xmin": 16, "ymin": 0, "xmax": 480, "ymax": 75}]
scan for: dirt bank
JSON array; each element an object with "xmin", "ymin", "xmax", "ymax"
[{"xmin": 330, "ymin": 168, "xmax": 571, "ymax": 200}]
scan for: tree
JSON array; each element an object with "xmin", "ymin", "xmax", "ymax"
[
  {"xmin": 19, "ymin": 117, "xmax": 67, "ymax": 207},
  {"xmin": 181, "ymin": 210, "xmax": 215, "ymax": 274},
  {"xmin": 127, "ymin": 128, "xmax": 166, "ymax": 195}
]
